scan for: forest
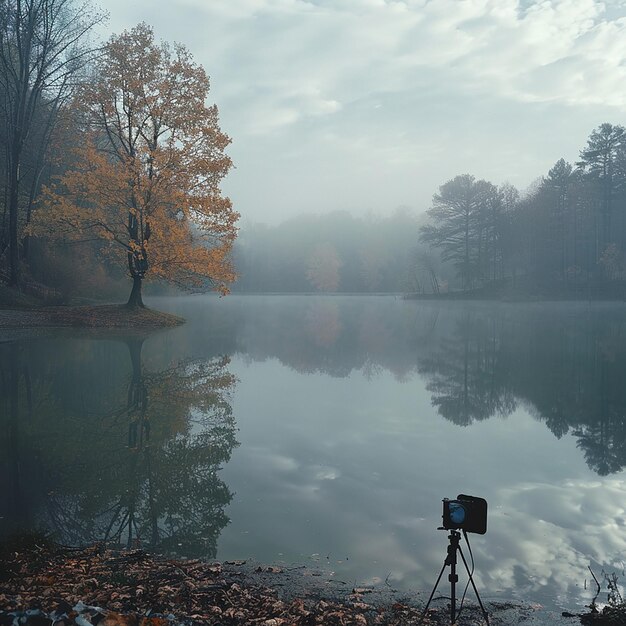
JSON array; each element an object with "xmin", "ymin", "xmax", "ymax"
[
  {"xmin": 419, "ymin": 123, "xmax": 626, "ymax": 298},
  {"xmin": 233, "ymin": 123, "xmax": 626, "ymax": 297},
  {"xmin": 2, "ymin": 2, "xmax": 626, "ymax": 301},
  {"xmin": 0, "ymin": 2, "xmax": 238, "ymax": 308}
]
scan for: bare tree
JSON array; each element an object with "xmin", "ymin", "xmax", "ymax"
[{"xmin": 0, "ymin": 0, "xmax": 104, "ymax": 286}]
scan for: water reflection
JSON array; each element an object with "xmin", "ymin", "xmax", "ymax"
[
  {"xmin": 147, "ymin": 296, "xmax": 626, "ymax": 608},
  {"xmin": 160, "ymin": 297, "xmax": 626, "ymax": 478},
  {"xmin": 0, "ymin": 336, "xmax": 238, "ymax": 557},
  {"xmin": 4, "ymin": 297, "xmax": 626, "ymax": 610},
  {"xmin": 415, "ymin": 306, "xmax": 626, "ymax": 476},
  {"xmin": 418, "ymin": 313, "xmax": 516, "ymax": 426}
]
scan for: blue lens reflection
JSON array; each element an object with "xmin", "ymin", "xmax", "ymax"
[{"xmin": 449, "ymin": 502, "xmax": 466, "ymax": 524}]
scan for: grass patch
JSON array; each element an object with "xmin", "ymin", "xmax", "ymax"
[{"xmin": 0, "ymin": 303, "xmax": 185, "ymax": 330}]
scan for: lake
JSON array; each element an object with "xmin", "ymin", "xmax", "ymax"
[{"xmin": 2, "ymin": 295, "xmax": 626, "ymax": 611}]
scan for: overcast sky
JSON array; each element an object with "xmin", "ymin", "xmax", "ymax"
[{"xmin": 104, "ymin": 0, "xmax": 626, "ymax": 224}]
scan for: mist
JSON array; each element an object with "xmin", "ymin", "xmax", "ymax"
[{"xmin": 4, "ymin": 1, "xmax": 626, "ymax": 623}]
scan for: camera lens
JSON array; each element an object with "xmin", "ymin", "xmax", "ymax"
[{"xmin": 449, "ymin": 502, "xmax": 466, "ymax": 525}]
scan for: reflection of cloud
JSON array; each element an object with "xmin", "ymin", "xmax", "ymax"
[
  {"xmin": 253, "ymin": 449, "xmax": 300, "ymax": 472},
  {"xmin": 475, "ymin": 479, "xmax": 626, "ymax": 607},
  {"xmin": 313, "ymin": 466, "xmax": 340, "ymax": 481}
]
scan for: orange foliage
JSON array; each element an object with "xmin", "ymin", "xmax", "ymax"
[
  {"xmin": 33, "ymin": 23, "xmax": 238, "ymax": 294},
  {"xmin": 306, "ymin": 242, "xmax": 342, "ymax": 292}
]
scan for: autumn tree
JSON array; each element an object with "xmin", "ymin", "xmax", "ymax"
[
  {"xmin": 35, "ymin": 23, "xmax": 238, "ymax": 306},
  {"xmin": 0, "ymin": 0, "xmax": 102, "ymax": 286},
  {"xmin": 306, "ymin": 242, "xmax": 342, "ymax": 292}
]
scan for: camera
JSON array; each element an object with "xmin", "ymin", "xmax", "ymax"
[{"xmin": 442, "ymin": 494, "xmax": 487, "ymax": 534}]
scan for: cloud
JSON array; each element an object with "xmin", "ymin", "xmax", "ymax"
[
  {"xmin": 104, "ymin": 0, "xmax": 626, "ymax": 220},
  {"xmin": 106, "ymin": 0, "xmax": 626, "ymax": 115},
  {"xmin": 163, "ymin": 0, "xmax": 626, "ymax": 135}
]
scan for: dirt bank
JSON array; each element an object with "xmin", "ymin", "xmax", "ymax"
[{"xmin": 0, "ymin": 305, "xmax": 183, "ymax": 330}]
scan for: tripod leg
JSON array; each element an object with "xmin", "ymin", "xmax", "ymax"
[
  {"xmin": 458, "ymin": 546, "xmax": 490, "ymax": 626},
  {"xmin": 418, "ymin": 561, "xmax": 447, "ymax": 625},
  {"xmin": 450, "ymin": 556, "xmax": 457, "ymax": 624}
]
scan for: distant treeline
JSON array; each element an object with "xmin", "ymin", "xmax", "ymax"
[
  {"xmin": 521, "ymin": 126, "xmax": 626, "ymax": 296},
  {"xmin": 420, "ymin": 123, "xmax": 626, "ymax": 297},
  {"xmin": 234, "ymin": 123, "xmax": 626, "ymax": 298},
  {"xmin": 231, "ymin": 209, "xmax": 440, "ymax": 294},
  {"xmin": 2, "ymin": 0, "xmax": 625, "ymax": 304},
  {"xmin": 421, "ymin": 124, "xmax": 626, "ymax": 296}
]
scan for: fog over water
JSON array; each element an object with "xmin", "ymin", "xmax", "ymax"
[{"xmin": 3, "ymin": 296, "xmax": 626, "ymax": 611}]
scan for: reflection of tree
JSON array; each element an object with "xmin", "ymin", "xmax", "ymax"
[
  {"xmin": 0, "ymin": 343, "xmax": 29, "ymax": 535},
  {"xmin": 210, "ymin": 298, "xmax": 626, "ymax": 476},
  {"xmin": 84, "ymin": 341, "xmax": 236, "ymax": 558},
  {"xmin": 0, "ymin": 336, "xmax": 238, "ymax": 558},
  {"xmin": 414, "ymin": 307, "xmax": 626, "ymax": 475},
  {"xmin": 418, "ymin": 313, "xmax": 516, "ymax": 426},
  {"xmin": 305, "ymin": 301, "xmax": 341, "ymax": 348},
  {"xmin": 570, "ymin": 338, "xmax": 626, "ymax": 476},
  {"xmin": 237, "ymin": 298, "xmax": 421, "ymax": 379},
  {"xmin": 502, "ymin": 316, "xmax": 626, "ymax": 476},
  {"xmin": 0, "ymin": 341, "xmax": 49, "ymax": 540},
  {"xmin": 574, "ymin": 420, "xmax": 626, "ymax": 476}
]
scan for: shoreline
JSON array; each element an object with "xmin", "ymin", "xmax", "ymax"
[
  {"xmin": 0, "ymin": 304, "xmax": 184, "ymax": 330},
  {"xmin": 3, "ymin": 295, "xmax": 626, "ymax": 334},
  {"xmin": 0, "ymin": 543, "xmax": 582, "ymax": 626}
]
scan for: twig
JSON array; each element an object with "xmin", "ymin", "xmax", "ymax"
[{"xmin": 588, "ymin": 565, "xmax": 601, "ymax": 610}]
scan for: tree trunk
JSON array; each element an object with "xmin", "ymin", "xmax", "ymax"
[
  {"xmin": 127, "ymin": 275, "xmax": 145, "ymax": 308},
  {"xmin": 8, "ymin": 156, "xmax": 20, "ymax": 287}
]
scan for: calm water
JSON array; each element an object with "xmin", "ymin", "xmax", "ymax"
[{"xmin": 2, "ymin": 295, "xmax": 626, "ymax": 610}]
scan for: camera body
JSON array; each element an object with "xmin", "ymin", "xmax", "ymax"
[{"xmin": 442, "ymin": 494, "xmax": 487, "ymax": 535}]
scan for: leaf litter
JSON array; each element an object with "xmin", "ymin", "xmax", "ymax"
[
  {"xmin": 0, "ymin": 543, "xmax": 461, "ymax": 626},
  {"xmin": 0, "ymin": 540, "xmax": 584, "ymax": 625}
]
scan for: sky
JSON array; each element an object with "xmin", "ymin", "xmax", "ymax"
[{"xmin": 103, "ymin": 0, "xmax": 626, "ymax": 224}]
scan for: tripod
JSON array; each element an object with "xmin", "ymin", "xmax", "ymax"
[{"xmin": 419, "ymin": 529, "xmax": 489, "ymax": 625}]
